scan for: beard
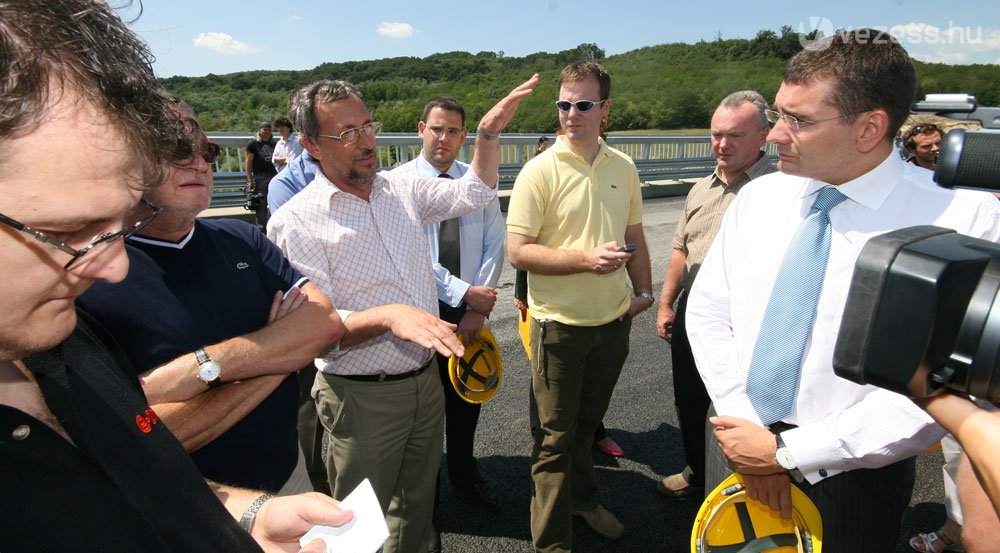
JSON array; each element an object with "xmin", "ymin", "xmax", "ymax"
[{"xmin": 346, "ymin": 148, "xmax": 377, "ymax": 186}]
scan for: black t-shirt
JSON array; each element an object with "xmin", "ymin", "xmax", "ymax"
[
  {"xmin": 247, "ymin": 138, "xmax": 278, "ymax": 178},
  {"xmin": 78, "ymin": 218, "xmax": 302, "ymax": 491},
  {"xmin": 0, "ymin": 311, "xmax": 262, "ymax": 553}
]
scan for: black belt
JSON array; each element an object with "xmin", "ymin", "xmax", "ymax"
[{"xmin": 335, "ymin": 359, "xmax": 432, "ymax": 383}]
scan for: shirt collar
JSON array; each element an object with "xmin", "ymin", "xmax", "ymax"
[
  {"xmin": 313, "ymin": 166, "xmax": 383, "ymax": 202},
  {"xmin": 550, "ymin": 135, "xmax": 612, "ymax": 163},
  {"xmin": 415, "ymin": 154, "xmax": 458, "ymax": 178},
  {"xmin": 712, "ymin": 151, "xmax": 772, "ymax": 188},
  {"xmin": 800, "ymin": 150, "xmax": 901, "ymax": 211}
]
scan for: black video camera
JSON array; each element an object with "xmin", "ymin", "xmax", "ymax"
[
  {"xmin": 833, "ymin": 97, "xmax": 1000, "ymax": 406},
  {"xmin": 243, "ymin": 182, "xmax": 265, "ymax": 212}
]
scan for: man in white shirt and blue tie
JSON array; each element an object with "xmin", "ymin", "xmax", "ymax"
[
  {"xmin": 390, "ymin": 97, "xmax": 505, "ymax": 512},
  {"xmin": 687, "ymin": 29, "xmax": 1000, "ymax": 553}
]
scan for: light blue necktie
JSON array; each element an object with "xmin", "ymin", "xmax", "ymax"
[{"xmin": 746, "ymin": 186, "xmax": 848, "ymax": 425}]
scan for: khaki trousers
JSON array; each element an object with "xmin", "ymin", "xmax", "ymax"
[
  {"xmin": 314, "ymin": 362, "xmax": 444, "ymax": 553},
  {"xmin": 530, "ymin": 317, "xmax": 631, "ymax": 553}
]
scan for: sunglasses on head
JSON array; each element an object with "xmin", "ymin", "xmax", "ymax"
[
  {"xmin": 908, "ymin": 124, "xmax": 940, "ymax": 137},
  {"xmin": 555, "ymin": 99, "xmax": 606, "ymax": 113}
]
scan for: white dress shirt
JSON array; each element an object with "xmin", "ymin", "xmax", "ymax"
[
  {"xmin": 267, "ymin": 166, "xmax": 497, "ymax": 376},
  {"xmin": 391, "ymin": 155, "xmax": 505, "ymax": 307},
  {"xmin": 688, "ymin": 150, "xmax": 1000, "ymax": 483},
  {"xmin": 273, "ymin": 134, "xmax": 304, "ymax": 172}
]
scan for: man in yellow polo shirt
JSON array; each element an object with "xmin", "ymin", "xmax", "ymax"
[{"xmin": 507, "ymin": 61, "xmax": 652, "ymax": 553}]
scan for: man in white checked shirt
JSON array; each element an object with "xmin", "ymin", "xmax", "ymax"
[{"xmin": 268, "ymin": 75, "xmax": 538, "ymax": 553}]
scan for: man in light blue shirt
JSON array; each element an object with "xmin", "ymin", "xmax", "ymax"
[
  {"xmin": 267, "ymin": 152, "xmax": 319, "ymax": 216},
  {"xmin": 390, "ymin": 97, "xmax": 505, "ymax": 513}
]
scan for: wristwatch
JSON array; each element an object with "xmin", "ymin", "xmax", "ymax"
[
  {"xmin": 195, "ymin": 348, "xmax": 222, "ymax": 388},
  {"xmin": 637, "ymin": 291, "xmax": 655, "ymax": 306},
  {"xmin": 775, "ymin": 434, "xmax": 797, "ymax": 471},
  {"xmin": 477, "ymin": 128, "xmax": 500, "ymax": 141}
]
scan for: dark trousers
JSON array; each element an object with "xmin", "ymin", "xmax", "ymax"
[
  {"xmin": 530, "ymin": 317, "xmax": 631, "ymax": 553},
  {"xmin": 670, "ymin": 290, "xmax": 711, "ymax": 486},
  {"xmin": 435, "ymin": 305, "xmax": 483, "ymax": 484},
  {"xmin": 705, "ymin": 405, "xmax": 916, "ymax": 553},
  {"xmin": 251, "ymin": 174, "xmax": 273, "ymax": 230}
]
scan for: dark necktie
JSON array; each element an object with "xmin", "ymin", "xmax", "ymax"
[
  {"xmin": 437, "ymin": 172, "xmax": 461, "ymax": 278},
  {"xmin": 745, "ymin": 186, "xmax": 848, "ymax": 425}
]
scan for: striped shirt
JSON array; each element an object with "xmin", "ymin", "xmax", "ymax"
[
  {"xmin": 267, "ymin": 167, "xmax": 496, "ymax": 376},
  {"xmin": 672, "ymin": 152, "xmax": 775, "ymax": 290}
]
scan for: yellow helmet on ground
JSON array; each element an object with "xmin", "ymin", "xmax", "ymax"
[
  {"xmin": 691, "ymin": 472, "xmax": 822, "ymax": 553},
  {"xmin": 448, "ymin": 327, "xmax": 503, "ymax": 404}
]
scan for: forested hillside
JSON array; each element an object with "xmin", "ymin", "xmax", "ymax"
[{"xmin": 160, "ymin": 27, "xmax": 1000, "ymax": 133}]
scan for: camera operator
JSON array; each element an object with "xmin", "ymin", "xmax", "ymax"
[
  {"xmin": 918, "ymin": 393, "xmax": 1000, "ymax": 552},
  {"xmin": 904, "ymin": 123, "xmax": 943, "ymax": 170}
]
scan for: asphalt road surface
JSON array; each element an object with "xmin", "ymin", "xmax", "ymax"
[{"xmin": 436, "ymin": 196, "xmax": 947, "ymax": 553}]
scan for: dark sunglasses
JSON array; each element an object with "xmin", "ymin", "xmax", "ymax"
[
  {"xmin": 555, "ymin": 99, "xmax": 607, "ymax": 113},
  {"xmin": 197, "ymin": 142, "xmax": 222, "ymax": 164}
]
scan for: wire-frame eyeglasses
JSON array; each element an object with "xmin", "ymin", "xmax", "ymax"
[
  {"xmin": 0, "ymin": 198, "xmax": 163, "ymax": 270},
  {"xmin": 316, "ymin": 122, "xmax": 382, "ymax": 145}
]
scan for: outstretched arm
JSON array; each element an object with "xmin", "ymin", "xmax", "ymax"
[{"xmin": 470, "ymin": 74, "xmax": 540, "ymax": 188}]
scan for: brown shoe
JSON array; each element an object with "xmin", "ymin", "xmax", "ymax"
[
  {"xmin": 656, "ymin": 473, "xmax": 703, "ymax": 499},
  {"xmin": 572, "ymin": 504, "xmax": 624, "ymax": 540}
]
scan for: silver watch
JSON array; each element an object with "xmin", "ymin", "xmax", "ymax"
[
  {"xmin": 638, "ymin": 291, "xmax": 655, "ymax": 306},
  {"xmin": 477, "ymin": 128, "xmax": 500, "ymax": 141},
  {"xmin": 775, "ymin": 434, "xmax": 797, "ymax": 471},
  {"xmin": 195, "ymin": 348, "xmax": 222, "ymax": 388}
]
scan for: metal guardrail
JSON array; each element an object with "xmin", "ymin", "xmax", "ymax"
[{"xmin": 205, "ymin": 133, "xmax": 777, "ymax": 208}]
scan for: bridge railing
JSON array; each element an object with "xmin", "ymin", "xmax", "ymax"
[{"xmin": 205, "ymin": 133, "xmax": 777, "ymax": 208}]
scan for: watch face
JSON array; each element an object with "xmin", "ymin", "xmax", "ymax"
[
  {"xmin": 776, "ymin": 448, "xmax": 795, "ymax": 470},
  {"xmin": 199, "ymin": 361, "xmax": 221, "ymax": 382}
]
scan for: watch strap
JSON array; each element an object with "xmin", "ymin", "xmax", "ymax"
[
  {"xmin": 195, "ymin": 347, "xmax": 211, "ymax": 365},
  {"xmin": 239, "ymin": 493, "xmax": 274, "ymax": 532},
  {"xmin": 476, "ymin": 128, "xmax": 500, "ymax": 141}
]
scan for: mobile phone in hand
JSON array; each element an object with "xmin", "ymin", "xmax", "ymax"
[
  {"xmin": 617, "ymin": 243, "xmax": 636, "ymax": 253},
  {"xmin": 282, "ymin": 277, "xmax": 310, "ymax": 301}
]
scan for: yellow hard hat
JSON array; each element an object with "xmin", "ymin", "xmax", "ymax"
[
  {"xmin": 518, "ymin": 308, "xmax": 533, "ymax": 360},
  {"xmin": 448, "ymin": 327, "xmax": 503, "ymax": 404},
  {"xmin": 691, "ymin": 472, "xmax": 822, "ymax": 553}
]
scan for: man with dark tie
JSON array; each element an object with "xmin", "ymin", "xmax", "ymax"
[
  {"xmin": 390, "ymin": 96, "xmax": 505, "ymax": 512},
  {"xmin": 686, "ymin": 29, "xmax": 1000, "ymax": 553}
]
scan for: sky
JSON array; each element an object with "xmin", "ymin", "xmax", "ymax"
[{"xmin": 126, "ymin": 0, "xmax": 1000, "ymax": 78}]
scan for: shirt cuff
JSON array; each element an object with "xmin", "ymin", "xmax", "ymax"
[
  {"xmin": 712, "ymin": 394, "xmax": 764, "ymax": 427},
  {"xmin": 780, "ymin": 425, "xmax": 843, "ymax": 483},
  {"xmin": 446, "ymin": 281, "xmax": 472, "ymax": 308}
]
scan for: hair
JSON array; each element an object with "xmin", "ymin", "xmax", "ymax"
[
  {"xmin": 538, "ymin": 136, "xmax": 549, "ymax": 145},
  {"xmin": 162, "ymin": 93, "xmax": 210, "ymax": 167},
  {"xmin": 782, "ymin": 28, "xmax": 915, "ymax": 141},
  {"xmin": 422, "ymin": 96, "xmax": 465, "ymax": 127},
  {"xmin": 274, "ymin": 116, "xmax": 294, "ymax": 132},
  {"xmin": 718, "ymin": 90, "xmax": 770, "ymax": 130},
  {"xmin": 904, "ymin": 123, "xmax": 943, "ymax": 150},
  {"xmin": 295, "ymin": 80, "xmax": 363, "ymax": 140},
  {"xmin": 558, "ymin": 61, "xmax": 611, "ymax": 101},
  {"xmin": 0, "ymin": 0, "xmax": 185, "ymax": 188}
]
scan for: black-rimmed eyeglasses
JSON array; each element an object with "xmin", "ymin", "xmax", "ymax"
[
  {"xmin": 317, "ymin": 122, "xmax": 382, "ymax": 145},
  {"xmin": 0, "ymin": 198, "xmax": 162, "ymax": 270},
  {"xmin": 555, "ymin": 99, "xmax": 607, "ymax": 113}
]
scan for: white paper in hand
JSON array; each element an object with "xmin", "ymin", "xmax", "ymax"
[{"xmin": 299, "ymin": 478, "xmax": 388, "ymax": 553}]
